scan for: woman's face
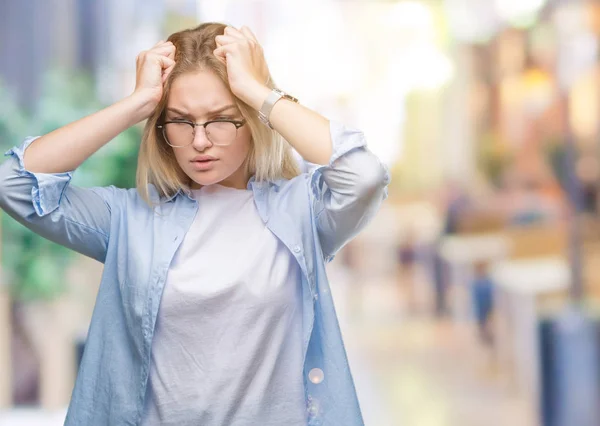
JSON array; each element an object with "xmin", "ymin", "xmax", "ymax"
[{"xmin": 165, "ymin": 70, "xmax": 252, "ymax": 190}]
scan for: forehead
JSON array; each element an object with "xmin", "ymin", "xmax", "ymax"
[{"xmin": 168, "ymin": 70, "xmax": 235, "ymax": 114}]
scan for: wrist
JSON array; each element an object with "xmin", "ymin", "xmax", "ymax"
[
  {"xmin": 126, "ymin": 91, "xmax": 160, "ymax": 123},
  {"xmin": 238, "ymin": 82, "xmax": 271, "ymax": 112}
]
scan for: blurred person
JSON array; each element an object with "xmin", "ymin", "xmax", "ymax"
[
  {"xmin": 0, "ymin": 23, "xmax": 390, "ymax": 426},
  {"xmin": 470, "ymin": 261, "xmax": 495, "ymax": 346},
  {"xmin": 577, "ymin": 155, "xmax": 600, "ymax": 216},
  {"xmin": 431, "ymin": 238, "xmax": 450, "ymax": 317},
  {"xmin": 397, "ymin": 230, "xmax": 417, "ymax": 270},
  {"xmin": 396, "ymin": 229, "xmax": 419, "ymax": 315},
  {"xmin": 430, "ymin": 182, "xmax": 470, "ymax": 318},
  {"xmin": 442, "ymin": 180, "xmax": 470, "ymax": 235}
]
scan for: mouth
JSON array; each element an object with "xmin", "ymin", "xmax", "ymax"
[{"xmin": 190, "ymin": 159, "xmax": 218, "ymax": 171}]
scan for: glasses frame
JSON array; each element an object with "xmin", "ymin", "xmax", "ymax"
[{"xmin": 157, "ymin": 118, "xmax": 247, "ymax": 148}]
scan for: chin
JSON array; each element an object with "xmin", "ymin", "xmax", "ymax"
[{"xmin": 188, "ymin": 170, "xmax": 227, "ymax": 187}]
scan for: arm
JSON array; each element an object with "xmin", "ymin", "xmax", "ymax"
[
  {"xmin": 22, "ymin": 94, "xmax": 156, "ymax": 173},
  {"xmin": 0, "ymin": 42, "xmax": 176, "ymax": 262},
  {"xmin": 244, "ymin": 87, "xmax": 333, "ymax": 166},
  {"xmin": 215, "ymin": 26, "xmax": 333, "ymax": 166},
  {"xmin": 0, "ymin": 149, "xmax": 117, "ymax": 263},
  {"xmin": 0, "ymin": 93, "xmax": 152, "ymax": 261},
  {"xmin": 215, "ymin": 27, "xmax": 390, "ymax": 261},
  {"xmin": 241, "ymin": 88, "xmax": 390, "ymax": 261},
  {"xmin": 23, "ymin": 39, "xmax": 176, "ymax": 173}
]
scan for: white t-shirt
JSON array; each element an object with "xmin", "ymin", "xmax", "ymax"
[{"xmin": 142, "ymin": 184, "xmax": 306, "ymax": 426}]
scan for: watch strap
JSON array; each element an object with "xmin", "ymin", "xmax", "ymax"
[{"xmin": 259, "ymin": 88, "xmax": 299, "ymax": 129}]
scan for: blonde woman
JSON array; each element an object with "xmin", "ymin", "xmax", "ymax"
[{"xmin": 0, "ymin": 23, "xmax": 389, "ymax": 426}]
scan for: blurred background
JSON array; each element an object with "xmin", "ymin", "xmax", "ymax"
[{"xmin": 1, "ymin": 0, "xmax": 600, "ymax": 425}]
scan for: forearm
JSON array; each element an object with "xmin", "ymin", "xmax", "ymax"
[
  {"xmin": 23, "ymin": 92, "xmax": 156, "ymax": 174},
  {"xmin": 244, "ymin": 84, "xmax": 333, "ymax": 166}
]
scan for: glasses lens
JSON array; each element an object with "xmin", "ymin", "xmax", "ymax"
[
  {"xmin": 206, "ymin": 121, "xmax": 237, "ymax": 145},
  {"xmin": 164, "ymin": 122, "xmax": 194, "ymax": 147}
]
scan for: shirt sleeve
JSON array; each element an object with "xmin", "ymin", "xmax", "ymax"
[
  {"xmin": 309, "ymin": 121, "xmax": 391, "ymax": 262},
  {"xmin": 0, "ymin": 137, "xmax": 119, "ymax": 263}
]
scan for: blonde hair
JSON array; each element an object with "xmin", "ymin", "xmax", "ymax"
[{"xmin": 136, "ymin": 22, "xmax": 301, "ymax": 206}]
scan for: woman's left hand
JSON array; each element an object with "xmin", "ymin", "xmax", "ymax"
[{"xmin": 214, "ymin": 26, "xmax": 271, "ymax": 108}]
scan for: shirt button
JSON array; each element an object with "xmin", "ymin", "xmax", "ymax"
[
  {"xmin": 308, "ymin": 368, "xmax": 325, "ymax": 384},
  {"xmin": 307, "ymin": 397, "xmax": 320, "ymax": 417},
  {"xmin": 293, "ymin": 245, "xmax": 301, "ymax": 253}
]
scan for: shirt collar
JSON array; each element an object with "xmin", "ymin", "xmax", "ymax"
[
  {"xmin": 163, "ymin": 186, "xmax": 193, "ymax": 203},
  {"xmin": 163, "ymin": 176, "xmax": 282, "ymax": 203},
  {"xmin": 249, "ymin": 175, "xmax": 285, "ymax": 188}
]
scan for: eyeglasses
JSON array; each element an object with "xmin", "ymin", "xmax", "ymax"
[{"xmin": 157, "ymin": 118, "xmax": 246, "ymax": 148}]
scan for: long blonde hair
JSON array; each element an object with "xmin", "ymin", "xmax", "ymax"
[{"xmin": 136, "ymin": 22, "xmax": 301, "ymax": 206}]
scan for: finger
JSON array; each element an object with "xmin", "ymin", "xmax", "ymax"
[
  {"xmin": 240, "ymin": 26, "xmax": 258, "ymax": 43},
  {"xmin": 223, "ymin": 26, "xmax": 246, "ymax": 40},
  {"xmin": 150, "ymin": 48, "xmax": 176, "ymax": 63},
  {"xmin": 155, "ymin": 55, "xmax": 176, "ymax": 70},
  {"xmin": 213, "ymin": 46, "xmax": 227, "ymax": 60},
  {"xmin": 152, "ymin": 41, "xmax": 175, "ymax": 51},
  {"xmin": 213, "ymin": 46, "xmax": 232, "ymax": 62},
  {"xmin": 153, "ymin": 40, "xmax": 173, "ymax": 50},
  {"xmin": 153, "ymin": 40, "xmax": 174, "ymax": 48},
  {"xmin": 162, "ymin": 64, "xmax": 175, "ymax": 83},
  {"xmin": 150, "ymin": 45, "xmax": 176, "ymax": 56},
  {"xmin": 215, "ymin": 35, "xmax": 240, "ymax": 46},
  {"xmin": 167, "ymin": 47, "xmax": 176, "ymax": 60},
  {"xmin": 165, "ymin": 41, "xmax": 176, "ymax": 59}
]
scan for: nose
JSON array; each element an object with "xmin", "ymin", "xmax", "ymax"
[{"xmin": 191, "ymin": 125, "xmax": 213, "ymax": 150}]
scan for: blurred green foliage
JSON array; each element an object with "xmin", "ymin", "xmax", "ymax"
[{"xmin": 0, "ymin": 69, "xmax": 141, "ymax": 300}]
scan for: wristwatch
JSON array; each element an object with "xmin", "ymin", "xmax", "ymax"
[{"xmin": 258, "ymin": 88, "xmax": 299, "ymax": 129}]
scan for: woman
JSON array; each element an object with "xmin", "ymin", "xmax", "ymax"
[{"xmin": 0, "ymin": 23, "xmax": 389, "ymax": 425}]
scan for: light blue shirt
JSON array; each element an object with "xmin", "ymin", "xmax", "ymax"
[{"xmin": 0, "ymin": 120, "xmax": 390, "ymax": 425}]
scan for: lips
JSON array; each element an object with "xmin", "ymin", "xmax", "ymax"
[
  {"xmin": 191, "ymin": 155, "xmax": 217, "ymax": 162},
  {"xmin": 190, "ymin": 159, "xmax": 217, "ymax": 171}
]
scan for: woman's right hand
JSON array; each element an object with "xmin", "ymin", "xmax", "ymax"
[{"xmin": 133, "ymin": 40, "xmax": 176, "ymax": 110}]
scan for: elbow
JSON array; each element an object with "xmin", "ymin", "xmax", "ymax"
[
  {"xmin": 0, "ymin": 156, "xmax": 44, "ymax": 219},
  {"xmin": 319, "ymin": 147, "xmax": 391, "ymax": 205},
  {"xmin": 352, "ymin": 150, "xmax": 391, "ymax": 200},
  {"xmin": 0, "ymin": 159, "xmax": 15, "ymax": 211}
]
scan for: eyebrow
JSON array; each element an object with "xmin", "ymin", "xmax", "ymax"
[{"xmin": 166, "ymin": 104, "xmax": 238, "ymax": 117}]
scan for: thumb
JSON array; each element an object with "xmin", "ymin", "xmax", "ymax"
[
  {"xmin": 213, "ymin": 46, "xmax": 228, "ymax": 63},
  {"xmin": 157, "ymin": 55, "xmax": 175, "ymax": 70}
]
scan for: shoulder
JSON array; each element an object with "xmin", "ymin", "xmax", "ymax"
[
  {"xmin": 97, "ymin": 185, "xmax": 157, "ymax": 217},
  {"xmin": 263, "ymin": 173, "xmax": 312, "ymax": 203},
  {"xmin": 256, "ymin": 174, "xmax": 315, "ymax": 223}
]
